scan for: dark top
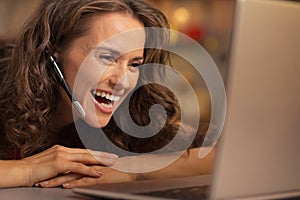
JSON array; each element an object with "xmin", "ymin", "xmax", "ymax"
[
  {"xmin": 0, "ymin": 122, "xmax": 85, "ymax": 160},
  {"xmin": 0, "ymin": 119, "xmax": 206, "ymax": 160}
]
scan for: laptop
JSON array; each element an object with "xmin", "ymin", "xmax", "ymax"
[{"xmin": 73, "ymin": 0, "xmax": 300, "ymax": 199}]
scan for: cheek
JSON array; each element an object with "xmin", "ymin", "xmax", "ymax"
[
  {"xmin": 129, "ymin": 71, "xmax": 140, "ymax": 90},
  {"xmin": 72, "ymin": 58, "xmax": 108, "ymax": 101},
  {"xmin": 117, "ymin": 72, "xmax": 139, "ymax": 107},
  {"xmin": 80, "ymin": 61, "xmax": 106, "ymax": 85},
  {"xmin": 66, "ymin": 70, "xmax": 78, "ymax": 90},
  {"xmin": 62, "ymin": 55, "xmax": 86, "ymax": 91}
]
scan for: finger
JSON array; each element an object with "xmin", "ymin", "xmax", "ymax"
[
  {"xmin": 27, "ymin": 145, "xmax": 119, "ymax": 166},
  {"xmin": 61, "ymin": 151, "xmax": 118, "ymax": 166},
  {"xmin": 63, "ymin": 146, "xmax": 119, "ymax": 162},
  {"xmin": 53, "ymin": 146, "xmax": 119, "ymax": 166},
  {"xmin": 62, "ymin": 177, "xmax": 101, "ymax": 189},
  {"xmin": 56, "ymin": 162, "xmax": 102, "ymax": 178},
  {"xmin": 88, "ymin": 151, "xmax": 119, "ymax": 166},
  {"xmin": 38, "ymin": 173, "xmax": 83, "ymax": 188}
]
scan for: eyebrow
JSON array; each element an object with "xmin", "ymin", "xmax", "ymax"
[
  {"xmin": 94, "ymin": 46, "xmax": 144, "ymax": 62},
  {"xmin": 132, "ymin": 56, "xmax": 144, "ymax": 62},
  {"xmin": 94, "ymin": 46, "xmax": 121, "ymax": 57}
]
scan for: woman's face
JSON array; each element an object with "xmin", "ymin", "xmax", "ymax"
[{"xmin": 57, "ymin": 13, "xmax": 145, "ymax": 128}]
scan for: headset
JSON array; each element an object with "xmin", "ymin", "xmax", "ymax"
[{"xmin": 48, "ymin": 53, "xmax": 86, "ymax": 117}]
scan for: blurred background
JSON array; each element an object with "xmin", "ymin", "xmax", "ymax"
[
  {"xmin": 0, "ymin": 0, "xmax": 235, "ymax": 140},
  {"xmin": 0, "ymin": 0, "xmax": 234, "ymax": 77}
]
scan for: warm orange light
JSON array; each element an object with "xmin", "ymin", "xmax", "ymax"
[{"xmin": 173, "ymin": 7, "xmax": 190, "ymax": 25}]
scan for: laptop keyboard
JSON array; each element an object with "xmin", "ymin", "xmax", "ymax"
[{"xmin": 136, "ymin": 185, "xmax": 208, "ymax": 200}]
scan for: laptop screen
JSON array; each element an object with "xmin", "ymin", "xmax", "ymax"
[{"xmin": 210, "ymin": 0, "xmax": 300, "ymax": 199}]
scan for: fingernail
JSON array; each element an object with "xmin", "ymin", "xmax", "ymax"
[
  {"xmin": 105, "ymin": 158, "xmax": 118, "ymax": 166},
  {"xmin": 34, "ymin": 183, "xmax": 40, "ymax": 187},
  {"xmin": 62, "ymin": 183, "xmax": 70, "ymax": 188},
  {"xmin": 40, "ymin": 181, "xmax": 49, "ymax": 187},
  {"xmin": 96, "ymin": 170, "xmax": 102, "ymax": 175},
  {"xmin": 93, "ymin": 170, "xmax": 102, "ymax": 177},
  {"xmin": 111, "ymin": 154, "xmax": 119, "ymax": 159},
  {"xmin": 105, "ymin": 154, "xmax": 119, "ymax": 160}
]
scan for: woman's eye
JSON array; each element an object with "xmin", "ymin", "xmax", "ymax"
[
  {"xmin": 130, "ymin": 63, "xmax": 142, "ymax": 68},
  {"xmin": 98, "ymin": 54, "xmax": 115, "ymax": 64},
  {"xmin": 128, "ymin": 62, "xmax": 142, "ymax": 72}
]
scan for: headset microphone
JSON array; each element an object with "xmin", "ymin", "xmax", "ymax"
[{"xmin": 48, "ymin": 54, "xmax": 86, "ymax": 118}]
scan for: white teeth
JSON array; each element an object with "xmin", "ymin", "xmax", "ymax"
[
  {"xmin": 93, "ymin": 90, "xmax": 121, "ymax": 102},
  {"xmin": 101, "ymin": 103, "xmax": 113, "ymax": 108}
]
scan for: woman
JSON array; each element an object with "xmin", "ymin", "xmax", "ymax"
[{"xmin": 0, "ymin": 0, "xmax": 214, "ymax": 189}]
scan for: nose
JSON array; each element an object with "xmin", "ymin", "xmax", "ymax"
[{"xmin": 109, "ymin": 62, "xmax": 130, "ymax": 90}]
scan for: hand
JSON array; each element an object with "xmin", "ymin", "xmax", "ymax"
[
  {"xmin": 21, "ymin": 145, "xmax": 118, "ymax": 187},
  {"xmin": 37, "ymin": 166, "xmax": 138, "ymax": 188}
]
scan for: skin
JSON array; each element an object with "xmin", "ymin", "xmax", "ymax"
[
  {"xmin": 37, "ymin": 13, "xmax": 147, "ymax": 187},
  {"xmin": 0, "ymin": 12, "xmax": 144, "ymax": 189},
  {"xmin": 36, "ymin": 13, "xmax": 216, "ymax": 188},
  {"xmin": 54, "ymin": 13, "xmax": 145, "ymax": 129},
  {"xmin": 0, "ymin": 12, "xmax": 216, "ymax": 189},
  {"xmin": 0, "ymin": 145, "xmax": 118, "ymax": 188},
  {"xmin": 37, "ymin": 146, "xmax": 216, "ymax": 188}
]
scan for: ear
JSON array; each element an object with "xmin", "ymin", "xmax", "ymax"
[{"xmin": 54, "ymin": 52, "xmax": 60, "ymax": 62}]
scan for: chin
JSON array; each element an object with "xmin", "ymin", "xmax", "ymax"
[{"xmin": 82, "ymin": 114, "xmax": 111, "ymax": 128}]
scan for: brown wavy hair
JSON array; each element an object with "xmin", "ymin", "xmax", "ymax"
[{"xmin": 0, "ymin": 0, "xmax": 202, "ymax": 159}]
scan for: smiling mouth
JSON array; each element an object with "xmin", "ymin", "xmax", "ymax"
[{"xmin": 91, "ymin": 90, "xmax": 121, "ymax": 109}]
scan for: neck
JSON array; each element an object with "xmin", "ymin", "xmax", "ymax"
[{"xmin": 51, "ymin": 90, "xmax": 75, "ymax": 131}]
